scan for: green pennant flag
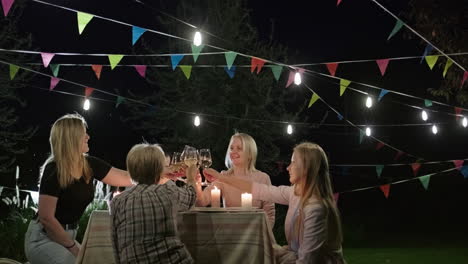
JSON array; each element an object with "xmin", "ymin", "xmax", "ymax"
[
  {"xmin": 443, "ymin": 59, "xmax": 453, "ymax": 77},
  {"xmin": 359, "ymin": 129, "xmax": 364, "ymax": 144},
  {"xmin": 115, "ymin": 96, "xmax": 125, "ymax": 108},
  {"xmin": 191, "ymin": 44, "xmax": 204, "ymax": 63},
  {"xmin": 225, "ymin": 52, "xmax": 237, "ymax": 70},
  {"xmin": 308, "ymin": 93, "xmax": 320, "ymax": 108},
  {"xmin": 424, "ymin": 99, "xmax": 433, "ymax": 107},
  {"xmin": 9, "ymin": 64, "xmax": 19, "ymax": 80},
  {"xmin": 387, "ymin": 19, "xmax": 404, "ymax": 40},
  {"xmin": 180, "ymin": 65, "xmax": 192, "ymax": 79},
  {"xmin": 425, "ymin": 55, "xmax": 439, "ymax": 70},
  {"xmin": 50, "ymin": 64, "xmax": 60, "ymax": 77},
  {"xmin": 270, "ymin": 65, "xmax": 283, "ymax": 81},
  {"xmin": 108, "ymin": 55, "xmax": 124, "ymax": 70},
  {"xmin": 419, "ymin": 174, "xmax": 432, "ymax": 190},
  {"xmin": 339, "ymin": 79, "xmax": 351, "ymax": 96},
  {"xmin": 376, "ymin": 165, "xmax": 384, "ymax": 178},
  {"xmin": 77, "ymin": 12, "xmax": 94, "ymax": 35}
]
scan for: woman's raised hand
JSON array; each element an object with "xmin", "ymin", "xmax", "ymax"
[{"xmin": 203, "ymin": 168, "xmax": 220, "ymax": 183}]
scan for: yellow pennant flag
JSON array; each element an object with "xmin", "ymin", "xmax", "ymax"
[
  {"xmin": 77, "ymin": 12, "xmax": 94, "ymax": 35},
  {"xmin": 10, "ymin": 64, "xmax": 19, "ymax": 80},
  {"xmin": 425, "ymin": 55, "xmax": 439, "ymax": 70},
  {"xmin": 108, "ymin": 55, "xmax": 124, "ymax": 70},
  {"xmin": 339, "ymin": 79, "xmax": 351, "ymax": 96},
  {"xmin": 308, "ymin": 93, "xmax": 320, "ymax": 108},
  {"xmin": 443, "ymin": 59, "xmax": 453, "ymax": 77},
  {"xmin": 179, "ymin": 65, "xmax": 192, "ymax": 79}
]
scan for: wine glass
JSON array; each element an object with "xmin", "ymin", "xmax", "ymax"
[
  {"xmin": 199, "ymin": 149, "xmax": 212, "ymax": 186},
  {"xmin": 182, "ymin": 145, "xmax": 198, "ymax": 167},
  {"xmin": 171, "ymin": 152, "xmax": 185, "ymax": 182}
]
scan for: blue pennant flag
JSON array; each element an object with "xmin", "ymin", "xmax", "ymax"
[
  {"xmin": 378, "ymin": 89, "xmax": 389, "ymax": 101},
  {"xmin": 461, "ymin": 165, "xmax": 468, "ymax": 179},
  {"xmin": 170, "ymin": 55, "xmax": 184, "ymax": 70},
  {"xmin": 132, "ymin": 26, "xmax": 147, "ymax": 45},
  {"xmin": 337, "ymin": 113, "xmax": 344, "ymax": 120},
  {"xmin": 224, "ymin": 66, "xmax": 236, "ymax": 79},
  {"xmin": 420, "ymin": 44, "xmax": 434, "ymax": 63}
]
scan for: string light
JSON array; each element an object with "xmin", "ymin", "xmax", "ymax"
[
  {"xmin": 287, "ymin": 124, "xmax": 293, "ymax": 134},
  {"xmin": 365, "ymin": 96, "xmax": 373, "ymax": 108},
  {"xmin": 462, "ymin": 117, "xmax": 467, "ymax": 128},
  {"xmin": 421, "ymin": 110, "xmax": 428, "ymax": 121},
  {"xmin": 432, "ymin": 124, "xmax": 438, "ymax": 134},
  {"xmin": 193, "ymin": 31, "xmax": 202, "ymax": 46},
  {"xmin": 83, "ymin": 99, "xmax": 90, "ymax": 111},
  {"xmin": 294, "ymin": 72, "xmax": 302, "ymax": 85},
  {"xmin": 365, "ymin": 127, "xmax": 372, "ymax": 136},
  {"xmin": 194, "ymin": 115, "xmax": 200, "ymax": 127}
]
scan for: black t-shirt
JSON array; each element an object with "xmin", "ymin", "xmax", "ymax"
[{"xmin": 39, "ymin": 155, "xmax": 111, "ymax": 224}]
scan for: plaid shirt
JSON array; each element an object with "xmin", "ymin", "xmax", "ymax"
[{"xmin": 110, "ymin": 181, "xmax": 196, "ymax": 264}]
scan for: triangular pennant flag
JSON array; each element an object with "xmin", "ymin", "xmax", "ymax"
[
  {"xmin": 170, "ymin": 54, "xmax": 184, "ymax": 70},
  {"xmin": 2, "ymin": 0, "xmax": 14, "ymax": 17},
  {"xmin": 359, "ymin": 130, "xmax": 364, "ymax": 144},
  {"xmin": 191, "ymin": 44, "xmax": 204, "ymax": 63},
  {"xmin": 339, "ymin": 79, "xmax": 351, "ymax": 96},
  {"xmin": 77, "ymin": 12, "xmax": 94, "ymax": 35},
  {"xmin": 333, "ymin": 193, "xmax": 340, "ymax": 204},
  {"xmin": 461, "ymin": 71, "xmax": 468, "ymax": 88},
  {"xmin": 85, "ymin": 87, "xmax": 94, "ymax": 97},
  {"xmin": 455, "ymin": 107, "xmax": 462, "ymax": 121},
  {"xmin": 411, "ymin": 163, "xmax": 421, "ymax": 176},
  {"xmin": 424, "ymin": 99, "xmax": 433, "ymax": 107},
  {"xmin": 420, "ymin": 44, "xmax": 434, "ymax": 63},
  {"xmin": 443, "ymin": 59, "xmax": 453, "ymax": 77},
  {"xmin": 387, "ymin": 19, "xmax": 404, "ymax": 40},
  {"xmin": 9, "ymin": 64, "xmax": 19, "ymax": 80},
  {"xmin": 179, "ymin": 65, "xmax": 192, "ymax": 79},
  {"xmin": 380, "ymin": 184, "xmax": 391, "ymax": 198},
  {"xmin": 134, "ymin": 65, "xmax": 147, "ymax": 78},
  {"xmin": 425, "ymin": 55, "xmax": 439, "ymax": 70},
  {"xmin": 378, "ymin": 89, "xmax": 389, "ymax": 101},
  {"xmin": 224, "ymin": 66, "xmax": 236, "ymax": 79},
  {"xmin": 326, "ymin": 63, "xmax": 338, "ymax": 76},
  {"xmin": 308, "ymin": 93, "xmax": 320, "ymax": 108},
  {"xmin": 376, "ymin": 165, "xmax": 384, "ymax": 178},
  {"xmin": 225, "ymin": 52, "xmax": 237, "ymax": 70},
  {"xmin": 108, "ymin": 55, "xmax": 124, "ymax": 70},
  {"xmin": 376, "ymin": 142, "xmax": 385, "ymax": 150},
  {"xmin": 91, "ymin": 65, "xmax": 102, "ymax": 79},
  {"xmin": 460, "ymin": 165, "xmax": 468, "ymax": 179},
  {"xmin": 251, "ymin": 57, "xmax": 266, "ymax": 74},
  {"xmin": 116, "ymin": 96, "xmax": 125, "ymax": 108},
  {"xmin": 50, "ymin": 64, "xmax": 60, "ymax": 77},
  {"xmin": 337, "ymin": 113, "xmax": 344, "ymax": 120},
  {"xmin": 270, "ymin": 65, "xmax": 283, "ymax": 81},
  {"xmin": 453, "ymin": 160, "xmax": 464, "ymax": 170},
  {"xmin": 419, "ymin": 175, "xmax": 431, "ymax": 190},
  {"xmin": 49, "ymin": 77, "xmax": 60, "ymax": 91},
  {"xmin": 376, "ymin": 59, "xmax": 390, "ymax": 76},
  {"xmin": 40, "ymin": 53, "xmax": 55, "ymax": 68},
  {"xmin": 337, "ymin": 0, "xmax": 342, "ymax": 6},
  {"xmin": 286, "ymin": 71, "xmax": 295, "ymax": 88},
  {"xmin": 132, "ymin": 26, "xmax": 146, "ymax": 45},
  {"xmin": 394, "ymin": 151, "xmax": 404, "ymax": 161}
]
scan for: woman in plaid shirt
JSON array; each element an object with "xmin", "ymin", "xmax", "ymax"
[{"xmin": 110, "ymin": 143, "xmax": 198, "ymax": 264}]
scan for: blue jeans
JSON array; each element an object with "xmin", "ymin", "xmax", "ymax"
[{"xmin": 24, "ymin": 220, "xmax": 77, "ymax": 264}]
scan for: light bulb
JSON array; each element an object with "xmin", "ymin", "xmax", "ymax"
[
  {"xmin": 294, "ymin": 72, "xmax": 302, "ymax": 85},
  {"xmin": 365, "ymin": 97, "xmax": 373, "ymax": 108},
  {"xmin": 421, "ymin": 110, "xmax": 428, "ymax": 121},
  {"xmin": 462, "ymin": 117, "xmax": 467, "ymax": 128},
  {"xmin": 83, "ymin": 99, "xmax": 90, "ymax": 111},
  {"xmin": 194, "ymin": 115, "xmax": 200, "ymax": 127},
  {"xmin": 193, "ymin": 31, "xmax": 202, "ymax": 46},
  {"xmin": 287, "ymin": 124, "xmax": 293, "ymax": 134},
  {"xmin": 432, "ymin": 124, "xmax": 438, "ymax": 134},
  {"xmin": 365, "ymin": 127, "xmax": 371, "ymax": 136}
]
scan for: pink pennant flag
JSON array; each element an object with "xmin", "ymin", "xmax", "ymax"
[
  {"xmin": 376, "ymin": 59, "xmax": 390, "ymax": 76},
  {"xmin": 455, "ymin": 107, "xmax": 462, "ymax": 120},
  {"xmin": 411, "ymin": 163, "xmax": 421, "ymax": 176},
  {"xmin": 91, "ymin": 65, "xmax": 102, "ymax": 79},
  {"xmin": 134, "ymin": 65, "xmax": 147, "ymax": 78},
  {"xmin": 461, "ymin": 71, "xmax": 468, "ymax": 88},
  {"xmin": 49, "ymin": 77, "xmax": 60, "ymax": 91},
  {"xmin": 251, "ymin": 57, "xmax": 266, "ymax": 74},
  {"xmin": 376, "ymin": 142, "xmax": 385, "ymax": 150},
  {"xmin": 326, "ymin": 63, "xmax": 338, "ymax": 76},
  {"xmin": 453, "ymin": 160, "xmax": 464, "ymax": 170},
  {"xmin": 2, "ymin": 0, "xmax": 14, "ymax": 16},
  {"xmin": 394, "ymin": 151, "xmax": 404, "ymax": 161},
  {"xmin": 286, "ymin": 71, "xmax": 295, "ymax": 88},
  {"xmin": 337, "ymin": 0, "xmax": 342, "ymax": 6},
  {"xmin": 85, "ymin": 87, "xmax": 94, "ymax": 97},
  {"xmin": 40, "ymin": 53, "xmax": 55, "ymax": 68},
  {"xmin": 380, "ymin": 184, "xmax": 390, "ymax": 198},
  {"xmin": 333, "ymin": 193, "xmax": 340, "ymax": 204}
]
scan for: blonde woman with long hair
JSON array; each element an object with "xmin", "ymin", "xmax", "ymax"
[
  {"xmin": 204, "ymin": 142, "xmax": 345, "ymax": 263},
  {"xmin": 196, "ymin": 133, "xmax": 275, "ymax": 228},
  {"xmin": 24, "ymin": 113, "xmax": 133, "ymax": 264}
]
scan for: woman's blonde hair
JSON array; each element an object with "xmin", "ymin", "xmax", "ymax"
[
  {"xmin": 41, "ymin": 113, "xmax": 92, "ymax": 189},
  {"xmin": 126, "ymin": 143, "xmax": 165, "ymax": 185},
  {"xmin": 224, "ymin": 133, "xmax": 258, "ymax": 173},
  {"xmin": 293, "ymin": 142, "xmax": 343, "ymax": 245}
]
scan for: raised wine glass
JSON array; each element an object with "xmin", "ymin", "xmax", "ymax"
[{"xmin": 199, "ymin": 149, "xmax": 212, "ymax": 186}]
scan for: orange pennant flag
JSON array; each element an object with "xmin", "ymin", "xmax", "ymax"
[
  {"xmin": 91, "ymin": 65, "xmax": 102, "ymax": 79},
  {"xmin": 251, "ymin": 57, "xmax": 266, "ymax": 74},
  {"xmin": 380, "ymin": 184, "xmax": 391, "ymax": 198},
  {"xmin": 85, "ymin": 87, "xmax": 94, "ymax": 97},
  {"xmin": 411, "ymin": 163, "xmax": 421, "ymax": 176},
  {"xmin": 326, "ymin": 63, "xmax": 338, "ymax": 76}
]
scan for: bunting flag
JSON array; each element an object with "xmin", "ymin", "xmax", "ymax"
[
  {"xmin": 443, "ymin": 59, "xmax": 453, "ymax": 77},
  {"xmin": 339, "ymin": 79, "xmax": 351, "ymax": 96},
  {"xmin": 308, "ymin": 93, "xmax": 320, "ymax": 108},
  {"xmin": 419, "ymin": 175, "xmax": 431, "ymax": 190},
  {"xmin": 420, "ymin": 44, "xmax": 433, "ymax": 63},
  {"xmin": 224, "ymin": 66, "xmax": 236, "ymax": 79},
  {"xmin": 91, "ymin": 65, "xmax": 102, "ymax": 79},
  {"xmin": 108, "ymin": 55, "xmax": 124, "ymax": 70},
  {"xmin": 132, "ymin": 26, "xmax": 146, "ymax": 45},
  {"xmin": 411, "ymin": 163, "xmax": 421, "ymax": 176},
  {"xmin": 225, "ymin": 52, "xmax": 237, "ymax": 70},
  {"xmin": 461, "ymin": 165, "xmax": 468, "ymax": 179},
  {"xmin": 179, "ymin": 65, "xmax": 192, "ymax": 79},
  {"xmin": 40, "ymin": 53, "xmax": 55, "ymax": 68},
  {"xmin": 270, "ymin": 65, "xmax": 283, "ymax": 81},
  {"xmin": 461, "ymin": 71, "xmax": 468, "ymax": 88},
  {"xmin": 333, "ymin": 193, "xmax": 340, "ymax": 204},
  {"xmin": 359, "ymin": 130, "xmax": 364, "ymax": 144},
  {"xmin": 454, "ymin": 107, "xmax": 462, "ymax": 120},
  {"xmin": 376, "ymin": 142, "xmax": 385, "ymax": 150},
  {"xmin": 337, "ymin": 113, "xmax": 343, "ymax": 120},
  {"xmin": 336, "ymin": 0, "xmax": 342, "ymax": 6},
  {"xmin": 85, "ymin": 87, "xmax": 94, "ymax": 97},
  {"xmin": 115, "ymin": 96, "xmax": 125, "ymax": 108},
  {"xmin": 170, "ymin": 54, "xmax": 184, "ymax": 70},
  {"xmin": 251, "ymin": 57, "xmax": 266, "ymax": 74},
  {"xmin": 77, "ymin": 12, "xmax": 94, "ymax": 35},
  {"xmin": 394, "ymin": 151, "xmax": 404, "ymax": 161},
  {"xmin": 425, "ymin": 55, "xmax": 439, "ymax": 70},
  {"xmin": 134, "ymin": 65, "xmax": 147, "ymax": 78},
  {"xmin": 191, "ymin": 44, "xmax": 204, "ymax": 63},
  {"xmin": 380, "ymin": 184, "xmax": 390, "ymax": 198},
  {"xmin": 378, "ymin": 89, "xmax": 389, "ymax": 101},
  {"xmin": 9, "ymin": 64, "xmax": 19, "ymax": 80},
  {"xmin": 326, "ymin": 63, "xmax": 338, "ymax": 76},
  {"xmin": 453, "ymin": 160, "xmax": 464, "ymax": 169},
  {"xmin": 49, "ymin": 77, "xmax": 60, "ymax": 91},
  {"xmin": 286, "ymin": 71, "xmax": 295, "ymax": 88},
  {"xmin": 50, "ymin": 64, "xmax": 60, "ymax": 77},
  {"xmin": 1, "ymin": 0, "xmax": 14, "ymax": 17},
  {"xmin": 376, "ymin": 165, "xmax": 384, "ymax": 178},
  {"xmin": 376, "ymin": 59, "xmax": 390, "ymax": 76},
  {"xmin": 424, "ymin": 99, "xmax": 433, "ymax": 107},
  {"xmin": 387, "ymin": 19, "xmax": 404, "ymax": 40}
]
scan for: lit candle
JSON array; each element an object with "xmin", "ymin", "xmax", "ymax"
[
  {"xmin": 211, "ymin": 186, "xmax": 221, "ymax": 208},
  {"xmin": 241, "ymin": 193, "xmax": 252, "ymax": 208}
]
